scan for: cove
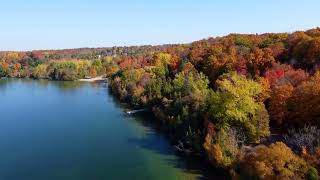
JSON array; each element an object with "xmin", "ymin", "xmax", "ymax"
[{"xmin": 0, "ymin": 79, "xmax": 223, "ymax": 180}]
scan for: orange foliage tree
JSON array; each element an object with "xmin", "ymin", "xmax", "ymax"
[
  {"xmin": 239, "ymin": 142, "xmax": 310, "ymax": 179},
  {"xmin": 289, "ymin": 72, "xmax": 320, "ymax": 126},
  {"xmin": 89, "ymin": 68, "xmax": 97, "ymax": 77},
  {"xmin": 265, "ymin": 65, "xmax": 309, "ymax": 125}
]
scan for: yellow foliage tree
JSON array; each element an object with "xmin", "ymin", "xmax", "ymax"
[{"xmin": 239, "ymin": 142, "xmax": 310, "ymax": 179}]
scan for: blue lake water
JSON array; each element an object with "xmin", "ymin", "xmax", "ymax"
[{"xmin": 0, "ymin": 78, "xmax": 221, "ymax": 180}]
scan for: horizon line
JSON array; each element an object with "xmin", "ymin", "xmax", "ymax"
[{"xmin": 1, "ymin": 26, "xmax": 317, "ymax": 52}]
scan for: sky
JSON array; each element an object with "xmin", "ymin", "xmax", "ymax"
[{"xmin": 0, "ymin": 0, "xmax": 319, "ymax": 51}]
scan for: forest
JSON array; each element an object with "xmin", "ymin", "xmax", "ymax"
[{"xmin": 1, "ymin": 28, "xmax": 320, "ymax": 179}]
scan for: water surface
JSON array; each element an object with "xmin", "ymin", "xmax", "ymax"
[{"xmin": 0, "ymin": 79, "xmax": 220, "ymax": 180}]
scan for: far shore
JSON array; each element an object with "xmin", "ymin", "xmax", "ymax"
[{"xmin": 78, "ymin": 76, "xmax": 107, "ymax": 82}]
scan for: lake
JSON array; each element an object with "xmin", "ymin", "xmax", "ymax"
[{"xmin": 0, "ymin": 79, "xmax": 224, "ymax": 180}]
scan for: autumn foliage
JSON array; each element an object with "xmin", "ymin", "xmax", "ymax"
[
  {"xmin": 1, "ymin": 27, "xmax": 320, "ymax": 179},
  {"xmin": 238, "ymin": 142, "xmax": 310, "ymax": 179}
]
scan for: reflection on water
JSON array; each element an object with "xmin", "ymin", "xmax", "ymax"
[{"xmin": 0, "ymin": 78, "xmax": 226, "ymax": 180}]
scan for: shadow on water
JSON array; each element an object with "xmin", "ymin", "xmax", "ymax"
[
  {"xmin": 0, "ymin": 78, "xmax": 86, "ymax": 91},
  {"xmin": 127, "ymin": 115, "xmax": 174, "ymax": 156},
  {"xmin": 0, "ymin": 77, "xmax": 17, "ymax": 88},
  {"xmin": 107, "ymin": 89, "xmax": 229, "ymax": 179},
  {"xmin": 128, "ymin": 114, "xmax": 229, "ymax": 179},
  {"xmin": 49, "ymin": 80, "xmax": 86, "ymax": 91}
]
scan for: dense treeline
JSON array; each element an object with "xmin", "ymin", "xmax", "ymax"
[
  {"xmin": 1, "ymin": 28, "xmax": 320, "ymax": 179},
  {"xmin": 0, "ymin": 45, "xmax": 170, "ymax": 80},
  {"xmin": 0, "ymin": 58, "xmax": 113, "ymax": 80},
  {"xmin": 107, "ymin": 28, "xmax": 320, "ymax": 179},
  {"xmin": 0, "ymin": 45, "xmax": 172, "ymax": 64}
]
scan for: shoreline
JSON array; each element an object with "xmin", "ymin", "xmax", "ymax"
[
  {"xmin": 78, "ymin": 76, "xmax": 107, "ymax": 82},
  {"xmin": 0, "ymin": 76, "xmax": 108, "ymax": 82}
]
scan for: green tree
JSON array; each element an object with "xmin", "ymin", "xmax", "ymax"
[
  {"xmin": 207, "ymin": 72, "xmax": 270, "ymax": 142},
  {"xmin": 76, "ymin": 60, "xmax": 90, "ymax": 78},
  {"xmin": 91, "ymin": 59, "xmax": 103, "ymax": 75},
  {"xmin": 47, "ymin": 61, "xmax": 78, "ymax": 81},
  {"xmin": 33, "ymin": 64, "xmax": 48, "ymax": 79},
  {"xmin": 170, "ymin": 71, "xmax": 210, "ymax": 149}
]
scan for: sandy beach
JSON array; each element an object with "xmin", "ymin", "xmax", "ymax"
[{"xmin": 78, "ymin": 76, "xmax": 107, "ymax": 82}]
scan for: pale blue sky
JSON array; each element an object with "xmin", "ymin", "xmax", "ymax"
[{"xmin": 0, "ymin": 0, "xmax": 319, "ymax": 51}]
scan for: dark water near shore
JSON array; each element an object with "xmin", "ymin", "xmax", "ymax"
[{"xmin": 0, "ymin": 78, "xmax": 224, "ymax": 180}]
